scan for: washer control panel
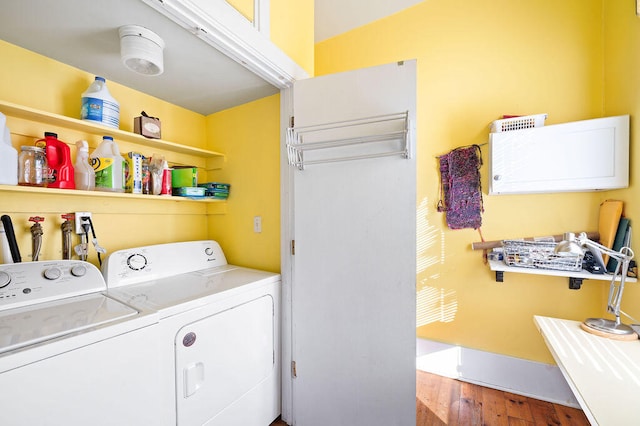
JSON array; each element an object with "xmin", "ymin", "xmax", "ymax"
[{"xmin": 0, "ymin": 260, "xmax": 106, "ymax": 311}]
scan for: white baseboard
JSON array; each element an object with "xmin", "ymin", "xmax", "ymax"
[{"xmin": 416, "ymin": 338, "xmax": 580, "ymax": 408}]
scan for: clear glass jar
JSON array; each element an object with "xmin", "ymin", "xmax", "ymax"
[{"xmin": 18, "ymin": 146, "xmax": 48, "ymax": 187}]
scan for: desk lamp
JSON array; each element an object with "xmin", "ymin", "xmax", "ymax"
[{"xmin": 556, "ymin": 232, "xmax": 636, "ymax": 339}]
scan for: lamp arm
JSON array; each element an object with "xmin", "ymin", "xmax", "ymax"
[
  {"xmin": 576, "ymin": 233, "xmax": 634, "ymax": 325},
  {"xmin": 576, "ymin": 232, "xmax": 634, "ymax": 264}
]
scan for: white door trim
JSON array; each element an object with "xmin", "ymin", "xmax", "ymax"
[
  {"xmin": 140, "ymin": 0, "xmax": 307, "ymax": 88},
  {"xmin": 280, "ymin": 86, "xmax": 294, "ymax": 423}
]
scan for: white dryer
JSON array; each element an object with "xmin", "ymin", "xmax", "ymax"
[
  {"xmin": 0, "ymin": 260, "xmax": 162, "ymax": 426},
  {"xmin": 102, "ymin": 240, "xmax": 281, "ymax": 426}
]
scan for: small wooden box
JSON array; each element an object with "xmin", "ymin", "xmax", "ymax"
[{"xmin": 134, "ymin": 115, "xmax": 161, "ymax": 139}]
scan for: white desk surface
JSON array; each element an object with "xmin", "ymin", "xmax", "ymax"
[{"xmin": 534, "ymin": 315, "xmax": 640, "ymax": 426}]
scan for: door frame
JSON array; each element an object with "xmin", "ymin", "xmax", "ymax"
[
  {"xmin": 279, "ymin": 86, "xmax": 295, "ymax": 423},
  {"xmin": 140, "ymin": 0, "xmax": 307, "ymax": 88}
]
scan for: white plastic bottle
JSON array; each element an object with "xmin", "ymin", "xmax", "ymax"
[
  {"xmin": 81, "ymin": 76, "xmax": 120, "ymax": 129},
  {"xmin": 90, "ymin": 136, "xmax": 125, "ymax": 192},
  {"xmin": 74, "ymin": 140, "xmax": 95, "ymax": 190},
  {"xmin": 0, "ymin": 112, "xmax": 18, "ymax": 185}
]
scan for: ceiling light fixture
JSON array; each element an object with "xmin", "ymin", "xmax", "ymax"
[{"xmin": 119, "ymin": 25, "xmax": 165, "ymax": 76}]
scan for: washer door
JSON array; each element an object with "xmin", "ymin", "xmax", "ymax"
[{"xmin": 175, "ymin": 295, "xmax": 275, "ymax": 426}]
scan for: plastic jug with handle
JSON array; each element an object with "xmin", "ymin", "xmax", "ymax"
[
  {"xmin": 90, "ymin": 136, "xmax": 125, "ymax": 192},
  {"xmin": 0, "ymin": 112, "xmax": 17, "ymax": 185},
  {"xmin": 74, "ymin": 140, "xmax": 95, "ymax": 190},
  {"xmin": 36, "ymin": 132, "xmax": 75, "ymax": 189}
]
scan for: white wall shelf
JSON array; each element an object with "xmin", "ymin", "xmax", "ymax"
[
  {"xmin": 0, "ymin": 184, "xmax": 226, "ymax": 214},
  {"xmin": 0, "ymin": 99, "xmax": 227, "ymax": 214},
  {"xmin": 488, "ymin": 259, "xmax": 636, "ymax": 289},
  {"xmin": 0, "ymin": 99, "xmax": 224, "ymax": 159}
]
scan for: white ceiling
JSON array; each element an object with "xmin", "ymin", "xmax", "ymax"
[
  {"xmin": 0, "ymin": 0, "xmax": 277, "ymax": 116},
  {"xmin": 314, "ymin": 0, "xmax": 423, "ymax": 42},
  {"xmin": 0, "ymin": 0, "xmax": 421, "ymax": 115}
]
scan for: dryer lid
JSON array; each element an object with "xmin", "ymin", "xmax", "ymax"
[{"xmin": 106, "ymin": 265, "xmax": 279, "ymax": 318}]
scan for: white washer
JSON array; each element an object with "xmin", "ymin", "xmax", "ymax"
[
  {"xmin": 102, "ymin": 240, "xmax": 281, "ymax": 426},
  {"xmin": 0, "ymin": 260, "xmax": 162, "ymax": 426}
]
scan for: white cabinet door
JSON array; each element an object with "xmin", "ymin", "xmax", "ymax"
[
  {"xmin": 489, "ymin": 115, "xmax": 629, "ymax": 194},
  {"xmin": 288, "ymin": 61, "xmax": 417, "ymax": 426}
]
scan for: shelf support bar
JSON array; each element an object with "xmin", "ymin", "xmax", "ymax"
[{"xmin": 568, "ymin": 277, "xmax": 583, "ymax": 290}]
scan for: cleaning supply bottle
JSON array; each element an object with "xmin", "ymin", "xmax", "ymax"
[
  {"xmin": 0, "ymin": 112, "xmax": 18, "ymax": 185},
  {"xmin": 37, "ymin": 132, "xmax": 75, "ymax": 189},
  {"xmin": 90, "ymin": 136, "xmax": 125, "ymax": 192},
  {"xmin": 74, "ymin": 140, "xmax": 95, "ymax": 190},
  {"xmin": 81, "ymin": 76, "xmax": 120, "ymax": 129}
]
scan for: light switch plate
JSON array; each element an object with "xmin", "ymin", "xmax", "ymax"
[{"xmin": 637, "ymin": 0, "xmax": 640, "ymax": 16}]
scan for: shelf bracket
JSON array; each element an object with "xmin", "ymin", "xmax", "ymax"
[
  {"xmin": 568, "ymin": 277, "xmax": 583, "ymax": 290},
  {"xmin": 495, "ymin": 271, "xmax": 504, "ymax": 283}
]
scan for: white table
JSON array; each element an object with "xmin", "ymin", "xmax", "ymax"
[{"xmin": 534, "ymin": 315, "xmax": 640, "ymax": 425}]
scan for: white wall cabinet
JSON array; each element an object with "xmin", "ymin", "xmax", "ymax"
[{"xmin": 489, "ymin": 115, "xmax": 629, "ymax": 195}]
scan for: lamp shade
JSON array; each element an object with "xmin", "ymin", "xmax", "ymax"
[
  {"xmin": 554, "ymin": 232, "xmax": 584, "ymax": 256},
  {"xmin": 119, "ymin": 25, "xmax": 165, "ymax": 76}
]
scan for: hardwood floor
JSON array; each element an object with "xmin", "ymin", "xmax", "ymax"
[
  {"xmin": 416, "ymin": 370, "xmax": 589, "ymax": 426},
  {"xmin": 270, "ymin": 370, "xmax": 591, "ymax": 425}
]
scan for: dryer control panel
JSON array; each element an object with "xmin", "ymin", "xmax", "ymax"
[
  {"xmin": 0, "ymin": 260, "xmax": 106, "ymax": 311},
  {"xmin": 102, "ymin": 240, "xmax": 227, "ymax": 288}
]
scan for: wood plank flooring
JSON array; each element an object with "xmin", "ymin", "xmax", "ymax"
[
  {"xmin": 270, "ymin": 370, "xmax": 591, "ymax": 425},
  {"xmin": 417, "ymin": 370, "xmax": 590, "ymax": 425}
]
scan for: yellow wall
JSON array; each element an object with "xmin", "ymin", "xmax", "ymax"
[
  {"xmin": 315, "ymin": 0, "xmax": 628, "ymax": 364},
  {"xmin": 205, "ymin": 95, "xmax": 281, "ymax": 272},
  {"xmin": 0, "ymin": 39, "xmax": 281, "ymax": 271},
  {"xmin": 0, "ymin": 41, "xmax": 206, "ymax": 148},
  {"xmin": 603, "ymin": 3, "xmax": 640, "ymax": 322},
  {"xmin": 223, "ymin": 0, "xmax": 315, "ymax": 75},
  {"xmin": 271, "ymin": 0, "xmax": 315, "ymax": 75},
  {"xmin": 226, "ymin": 0, "xmax": 254, "ymax": 21}
]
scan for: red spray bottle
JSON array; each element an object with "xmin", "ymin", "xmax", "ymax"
[{"xmin": 36, "ymin": 132, "xmax": 75, "ymax": 189}]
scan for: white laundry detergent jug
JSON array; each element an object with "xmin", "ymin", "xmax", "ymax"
[
  {"xmin": 81, "ymin": 76, "xmax": 120, "ymax": 129},
  {"xmin": 90, "ymin": 136, "xmax": 125, "ymax": 192},
  {"xmin": 0, "ymin": 112, "xmax": 18, "ymax": 185}
]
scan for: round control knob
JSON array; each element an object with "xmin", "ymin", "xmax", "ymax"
[
  {"xmin": 43, "ymin": 267, "xmax": 62, "ymax": 280},
  {"xmin": 127, "ymin": 254, "xmax": 147, "ymax": 271},
  {"xmin": 205, "ymin": 247, "xmax": 214, "ymax": 256},
  {"xmin": 70, "ymin": 264, "xmax": 87, "ymax": 277},
  {"xmin": 493, "ymin": 175, "xmax": 502, "ymax": 181},
  {"xmin": 0, "ymin": 271, "xmax": 11, "ymax": 288}
]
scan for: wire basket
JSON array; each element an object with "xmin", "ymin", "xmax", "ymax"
[
  {"xmin": 502, "ymin": 240, "xmax": 583, "ymax": 272},
  {"xmin": 490, "ymin": 114, "xmax": 548, "ymax": 133}
]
